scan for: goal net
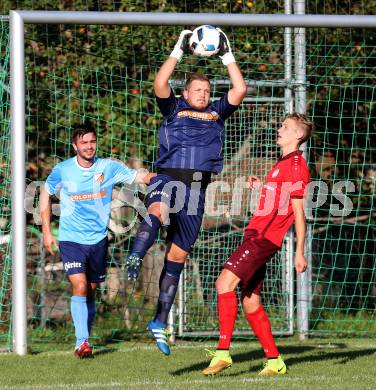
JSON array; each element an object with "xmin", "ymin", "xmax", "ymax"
[{"xmin": 0, "ymin": 11, "xmax": 375, "ymax": 350}]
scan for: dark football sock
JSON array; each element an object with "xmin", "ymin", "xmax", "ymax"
[
  {"xmin": 87, "ymin": 299, "xmax": 96, "ymax": 335},
  {"xmin": 131, "ymin": 214, "xmax": 161, "ymax": 259},
  {"xmin": 154, "ymin": 260, "xmax": 184, "ymax": 325}
]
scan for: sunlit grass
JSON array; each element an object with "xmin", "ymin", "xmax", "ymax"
[{"xmin": 0, "ymin": 338, "xmax": 375, "ymax": 389}]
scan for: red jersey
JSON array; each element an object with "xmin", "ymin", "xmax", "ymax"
[{"xmin": 246, "ymin": 150, "xmax": 310, "ymax": 247}]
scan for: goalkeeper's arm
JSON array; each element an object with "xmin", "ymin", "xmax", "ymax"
[
  {"xmin": 227, "ymin": 62, "xmax": 247, "ymax": 106},
  {"xmin": 216, "ymin": 28, "xmax": 247, "ymax": 106},
  {"xmin": 154, "ymin": 29, "xmax": 192, "ymax": 98},
  {"xmin": 154, "ymin": 57, "xmax": 178, "ymax": 98}
]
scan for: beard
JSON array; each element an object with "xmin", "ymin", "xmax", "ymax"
[{"xmin": 77, "ymin": 150, "xmax": 95, "ymax": 161}]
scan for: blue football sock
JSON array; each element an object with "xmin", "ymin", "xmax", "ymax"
[
  {"xmin": 154, "ymin": 260, "xmax": 184, "ymax": 325},
  {"xmin": 131, "ymin": 214, "xmax": 161, "ymax": 259},
  {"xmin": 71, "ymin": 296, "xmax": 89, "ymax": 347},
  {"xmin": 87, "ymin": 299, "xmax": 96, "ymax": 335}
]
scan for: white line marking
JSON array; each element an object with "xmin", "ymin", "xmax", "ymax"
[{"xmin": 2, "ymin": 376, "xmax": 376, "ymax": 390}]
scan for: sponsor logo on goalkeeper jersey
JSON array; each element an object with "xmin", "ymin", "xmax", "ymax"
[
  {"xmin": 177, "ymin": 110, "xmax": 219, "ymax": 121},
  {"xmin": 70, "ymin": 190, "xmax": 107, "ymax": 201}
]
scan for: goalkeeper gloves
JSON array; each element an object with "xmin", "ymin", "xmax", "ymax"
[
  {"xmin": 170, "ymin": 29, "xmax": 193, "ymax": 62},
  {"xmin": 216, "ymin": 28, "xmax": 236, "ymax": 66}
]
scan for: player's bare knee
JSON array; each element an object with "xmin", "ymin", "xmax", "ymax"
[
  {"xmin": 148, "ymin": 204, "xmax": 162, "ymax": 219},
  {"xmin": 148, "ymin": 202, "xmax": 167, "ymax": 223},
  {"xmin": 167, "ymin": 244, "xmax": 188, "ymax": 263},
  {"xmin": 72, "ymin": 280, "xmax": 88, "ymax": 296},
  {"xmin": 215, "ymin": 275, "xmax": 231, "ymax": 294},
  {"xmin": 242, "ymin": 293, "xmax": 261, "ymax": 313},
  {"xmin": 247, "ymin": 303, "xmax": 261, "ymax": 313},
  {"xmin": 216, "ymin": 269, "xmax": 239, "ymax": 294},
  {"xmin": 215, "ymin": 278, "xmax": 223, "ymax": 293}
]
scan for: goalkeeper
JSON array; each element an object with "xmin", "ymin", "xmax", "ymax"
[
  {"xmin": 125, "ymin": 28, "xmax": 246, "ymax": 355},
  {"xmin": 40, "ymin": 124, "xmax": 154, "ymax": 358},
  {"xmin": 203, "ymin": 114, "xmax": 312, "ymax": 376}
]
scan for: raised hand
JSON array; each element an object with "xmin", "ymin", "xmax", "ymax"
[
  {"xmin": 216, "ymin": 27, "xmax": 236, "ymax": 66},
  {"xmin": 170, "ymin": 29, "xmax": 193, "ymax": 62}
]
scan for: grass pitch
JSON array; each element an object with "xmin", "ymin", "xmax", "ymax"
[{"xmin": 0, "ymin": 338, "xmax": 375, "ymax": 389}]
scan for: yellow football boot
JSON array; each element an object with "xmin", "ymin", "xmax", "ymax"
[
  {"xmin": 258, "ymin": 356, "xmax": 287, "ymax": 376},
  {"xmin": 202, "ymin": 349, "xmax": 232, "ymax": 376}
]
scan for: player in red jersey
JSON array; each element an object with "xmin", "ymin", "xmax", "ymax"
[{"xmin": 203, "ymin": 113, "xmax": 313, "ymax": 376}]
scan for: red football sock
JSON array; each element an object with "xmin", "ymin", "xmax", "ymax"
[
  {"xmin": 246, "ymin": 305, "xmax": 279, "ymax": 358},
  {"xmin": 217, "ymin": 291, "xmax": 238, "ymax": 350}
]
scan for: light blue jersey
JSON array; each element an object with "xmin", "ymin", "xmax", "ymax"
[{"xmin": 45, "ymin": 157, "xmax": 137, "ymax": 244}]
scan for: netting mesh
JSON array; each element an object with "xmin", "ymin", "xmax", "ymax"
[
  {"xmin": 0, "ymin": 5, "xmax": 375, "ymax": 350},
  {"xmin": 307, "ymin": 28, "xmax": 375, "ymax": 334}
]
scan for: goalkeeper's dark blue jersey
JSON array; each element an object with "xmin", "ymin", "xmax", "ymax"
[{"xmin": 155, "ymin": 90, "xmax": 238, "ymax": 174}]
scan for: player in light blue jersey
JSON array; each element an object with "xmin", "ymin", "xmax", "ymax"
[{"xmin": 40, "ymin": 124, "xmax": 155, "ymax": 358}]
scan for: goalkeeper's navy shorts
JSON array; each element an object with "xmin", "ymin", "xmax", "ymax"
[
  {"xmin": 223, "ymin": 229, "xmax": 280, "ymax": 294},
  {"xmin": 59, "ymin": 237, "xmax": 108, "ymax": 283},
  {"xmin": 145, "ymin": 174, "xmax": 206, "ymax": 253}
]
